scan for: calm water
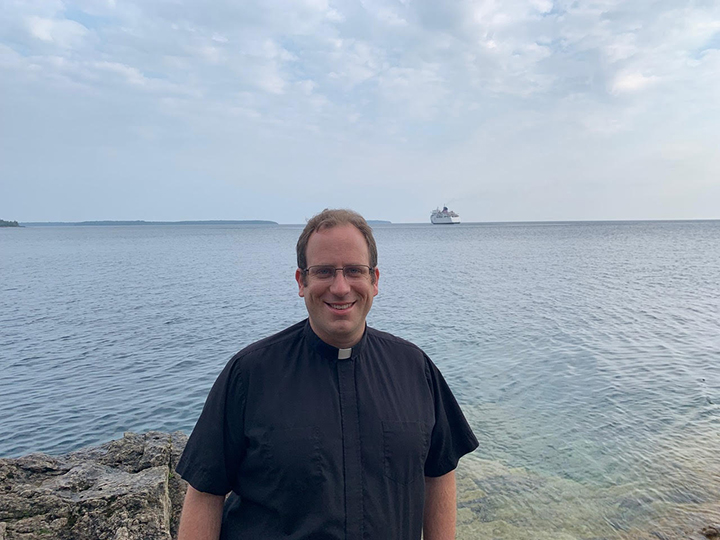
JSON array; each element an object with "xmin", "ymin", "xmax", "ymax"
[{"xmin": 1, "ymin": 221, "xmax": 719, "ymax": 539}]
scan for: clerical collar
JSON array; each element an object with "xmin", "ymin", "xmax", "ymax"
[{"xmin": 303, "ymin": 319, "xmax": 367, "ymax": 360}]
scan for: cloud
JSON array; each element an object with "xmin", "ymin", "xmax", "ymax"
[
  {"xmin": 611, "ymin": 71, "xmax": 659, "ymax": 94},
  {"xmin": 93, "ymin": 61, "xmax": 146, "ymax": 85},
  {"xmin": 26, "ymin": 15, "xmax": 88, "ymax": 47},
  {"xmin": 360, "ymin": 0, "xmax": 408, "ymax": 26},
  {"xmin": 377, "ymin": 64, "xmax": 447, "ymax": 119},
  {"xmin": 326, "ymin": 39, "xmax": 385, "ymax": 89}
]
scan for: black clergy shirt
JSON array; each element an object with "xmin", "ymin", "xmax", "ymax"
[{"xmin": 176, "ymin": 319, "xmax": 478, "ymax": 540}]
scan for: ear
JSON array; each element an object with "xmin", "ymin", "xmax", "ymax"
[
  {"xmin": 295, "ymin": 268, "xmax": 305, "ymax": 297},
  {"xmin": 372, "ymin": 267, "xmax": 379, "ymax": 297}
]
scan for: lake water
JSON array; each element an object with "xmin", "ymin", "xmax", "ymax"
[{"xmin": 1, "ymin": 221, "xmax": 719, "ymax": 539}]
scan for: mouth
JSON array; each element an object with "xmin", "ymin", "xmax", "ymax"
[{"xmin": 326, "ymin": 301, "xmax": 355, "ymax": 311}]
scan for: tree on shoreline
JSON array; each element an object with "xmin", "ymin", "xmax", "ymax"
[{"xmin": 0, "ymin": 219, "xmax": 20, "ymax": 227}]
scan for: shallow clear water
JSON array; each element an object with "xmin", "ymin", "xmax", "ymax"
[{"xmin": 1, "ymin": 221, "xmax": 719, "ymax": 539}]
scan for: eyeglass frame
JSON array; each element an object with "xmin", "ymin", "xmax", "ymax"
[{"xmin": 301, "ymin": 264, "xmax": 376, "ymax": 281}]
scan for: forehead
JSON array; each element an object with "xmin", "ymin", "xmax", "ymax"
[{"xmin": 306, "ymin": 224, "xmax": 370, "ymax": 264}]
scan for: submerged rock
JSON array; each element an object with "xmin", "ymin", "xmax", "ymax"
[{"xmin": 0, "ymin": 432, "xmax": 188, "ymax": 540}]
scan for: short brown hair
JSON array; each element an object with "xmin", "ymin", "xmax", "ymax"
[{"xmin": 296, "ymin": 209, "xmax": 378, "ymax": 277}]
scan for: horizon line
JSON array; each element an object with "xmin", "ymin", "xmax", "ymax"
[{"xmin": 11, "ymin": 217, "xmax": 720, "ymax": 226}]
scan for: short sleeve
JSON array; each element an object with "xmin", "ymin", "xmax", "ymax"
[
  {"xmin": 423, "ymin": 357, "xmax": 479, "ymax": 477},
  {"xmin": 175, "ymin": 355, "xmax": 246, "ymax": 495}
]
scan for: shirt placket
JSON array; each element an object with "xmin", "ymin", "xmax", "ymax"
[{"xmin": 337, "ymin": 357, "xmax": 363, "ymax": 540}]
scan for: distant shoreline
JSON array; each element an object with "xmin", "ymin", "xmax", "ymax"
[
  {"xmin": 20, "ymin": 220, "xmax": 280, "ymax": 227},
  {"xmin": 19, "ymin": 219, "xmax": 394, "ymax": 227}
]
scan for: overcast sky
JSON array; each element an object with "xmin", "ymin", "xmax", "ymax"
[{"xmin": 1, "ymin": 0, "xmax": 719, "ymax": 223}]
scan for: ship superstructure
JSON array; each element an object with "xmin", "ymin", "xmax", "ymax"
[{"xmin": 431, "ymin": 206, "xmax": 460, "ymax": 224}]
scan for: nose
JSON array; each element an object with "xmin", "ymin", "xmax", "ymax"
[{"xmin": 329, "ymin": 269, "xmax": 352, "ymax": 295}]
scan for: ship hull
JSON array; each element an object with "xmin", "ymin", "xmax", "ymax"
[{"xmin": 431, "ymin": 215, "xmax": 461, "ymax": 224}]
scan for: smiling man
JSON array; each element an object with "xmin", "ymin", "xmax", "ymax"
[{"xmin": 176, "ymin": 209, "xmax": 478, "ymax": 540}]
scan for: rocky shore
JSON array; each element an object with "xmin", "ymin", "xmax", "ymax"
[
  {"xmin": 2, "ymin": 432, "xmax": 718, "ymax": 540},
  {"xmin": 0, "ymin": 432, "xmax": 188, "ymax": 540}
]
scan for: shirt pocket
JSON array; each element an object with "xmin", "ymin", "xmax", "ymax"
[
  {"xmin": 382, "ymin": 421, "xmax": 431, "ymax": 485},
  {"xmin": 261, "ymin": 425, "xmax": 324, "ymax": 489}
]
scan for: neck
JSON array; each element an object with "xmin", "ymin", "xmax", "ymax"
[{"xmin": 308, "ymin": 320, "xmax": 364, "ymax": 349}]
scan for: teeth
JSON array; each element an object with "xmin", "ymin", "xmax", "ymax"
[{"xmin": 330, "ymin": 303, "xmax": 352, "ymax": 310}]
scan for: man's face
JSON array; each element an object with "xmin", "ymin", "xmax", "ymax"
[{"xmin": 296, "ymin": 224, "xmax": 379, "ymax": 349}]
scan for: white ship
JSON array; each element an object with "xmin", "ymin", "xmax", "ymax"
[{"xmin": 431, "ymin": 206, "xmax": 461, "ymax": 224}]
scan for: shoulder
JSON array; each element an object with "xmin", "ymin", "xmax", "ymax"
[
  {"xmin": 225, "ymin": 320, "xmax": 307, "ymax": 371},
  {"xmin": 366, "ymin": 326, "xmax": 425, "ymax": 356},
  {"xmin": 237, "ymin": 319, "xmax": 306, "ymax": 355},
  {"xmin": 366, "ymin": 326, "xmax": 451, "ymax": 382},
  {"xmin": 365, "ymin": 326, "xmax": 431, "ymax": 372}
]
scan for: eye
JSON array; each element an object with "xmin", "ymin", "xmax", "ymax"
[
  {"xmin": 346, "ymin": 266, "xmax": 370, "ymax": 278},
  {"xmin": 313, "ymin": 266, "xmax": 334, "ymax": 278}
]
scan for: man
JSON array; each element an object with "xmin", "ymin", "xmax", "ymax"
[{"xmin": 176, "ymin": 209, "xmax": 478, "ymax": 540}]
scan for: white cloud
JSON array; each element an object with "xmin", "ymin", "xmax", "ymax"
[
  {"xmin": 0, "ymin": 44, "xmax": 23, "ymax": 68},
  {"xmin": 297, "ymin": 79, "xmax": 316, "ymax": 95},
  {"xmin": 377, "ymin": 64, "xmax": 447, "ymax": 119},
  {"xmin": 327, "ymin": 40, "xmax": 385, "ymax": 89},
  {"xmin": 93, "ymin": 61, "xmax": 147, "ymax": 86},
  {"xmin": 604, "ymin": 33, "xmax": 638, "ymax": 63},
  {"xmin": 529, "ymin": 0, "xmax": 553, "ymax": 15},
  {"xmin": 26, "ymin": 16, "xmax": 88, "ymax": 48},
  {"xmin": 198, "ymin": 45, "xmax": 224, "ymax": 65},
  {"xmin": 256, "ymin": 66, "xmax": 286, "ymax": 94},
  {"xmin": 227, "ymin": 106, "xmax": 262, "ymax": 119},
  {"xmin": 611, "ymin": 71, "xmax": 659, "ymax": 94},
  {"xmin": 262, "ymin": 39, "xmax": 296, "ymax": 62},
  {"xmin": 360, "ymin": 0, "xmax": 408, "ymax": 26},
  {"xmin": 325, "ymin": 8, "xmax": 344, "ymax": 22}
]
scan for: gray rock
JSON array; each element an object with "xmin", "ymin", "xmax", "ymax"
[{"xmin": 0, "ymin": 432, "xmax": 188, "ymax": 540}]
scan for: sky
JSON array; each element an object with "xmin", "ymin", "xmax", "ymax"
[{"xmin": 1, "ymin": 0, "xmax": 719, "ymax": 224}]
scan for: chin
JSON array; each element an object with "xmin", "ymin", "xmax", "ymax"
[
  {"xmin": 328, "ymin": 325, "xmax": 353, "ymax": 339},
  {"xmin": 325, "ymin": 323, "xmax": 358, "ymax": 342}
]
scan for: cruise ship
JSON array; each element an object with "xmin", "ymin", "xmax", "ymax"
[{"xmin": 430, "ymin": 206, "xmax": 460, "ymax": 224}]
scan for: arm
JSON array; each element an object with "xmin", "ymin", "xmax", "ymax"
[
  {"xmin": 177, "ymin": 485, "xmax": 225, "ymax": 540},
  {"xmin": 423, "ymin": 470, "xmax": 457, "ymax": 540}
]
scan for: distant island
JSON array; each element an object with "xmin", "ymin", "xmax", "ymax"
[
  {"xmin": 20, "ymin": 220, "xmax": 278, "ymax": 227},
  {"xmin": 18, "ymin": 219, "xmax": 393, "ymax": 227}
]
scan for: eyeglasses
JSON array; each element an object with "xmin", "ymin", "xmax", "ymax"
[{"xmin": 303, "ymin": 265, "xmax": 374, "ymax": 281}]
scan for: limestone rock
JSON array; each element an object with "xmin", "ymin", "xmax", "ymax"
[{"xmin": 0, "ymin": 432, "xmax": 188, "ymax": 540}]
